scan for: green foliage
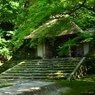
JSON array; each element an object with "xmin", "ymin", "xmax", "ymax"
[
  {"xmin": 0, "ymin": 84, "xmax": 16, "ymax": 88},
  {"xmin": 0, "ymin": 60, "xmax": 24, "ymax": 73},
  {"xmin": 0, "ymin": 37, "xmax": 9, "ymax": 54},
  {"xmin": 0, "ymin": 0, "xmax": 95, "ymax": 57},
  {"xmin": 9, "ymin": 0, "xmax": 95, "ymax": 52},
  {"xmin": 0, "ymin": 0, "xmax": 21, "ymax": 22},
  {"xmin": 85, "ymin": 56, "xmax": 95, "ymax": 74},
  {"xmin": 56, "ymin": 74, "xmax": 95, "ymax": 95},
  {"xmin": 72, "ymin": 8, "xmax": 95, "ymax": 30},
  {"xmin": 0, "ymin": 29, "xmax": 14, "ymax": 55},
  {"xmin": 0, "ymin": 0, "xmax": 22, "ymax": 56},
  {"xmin": 29, "ymin": 16, "xmax": 72, "ymax": 48},
  {"xmin": 57, "ymin": 32, "xmax": 93, "ymax": 56}
]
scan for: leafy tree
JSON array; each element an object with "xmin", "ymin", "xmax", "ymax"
[
  {"xmin": 0, "ymin": 0, "xmax": 22, "ymax": 60},
  {"xmin": 1, "ymin": 0, "xmax": 95, "ymax": 57}
]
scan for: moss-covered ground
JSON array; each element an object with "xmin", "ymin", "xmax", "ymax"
[{"xmin": 56, "ymin": 74, "xmax": 95, "ymax": 95}]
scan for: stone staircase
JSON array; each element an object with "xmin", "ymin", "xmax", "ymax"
[{"xmin": 0, "ymin": 58, "xmax": 82, "ymax": 81}]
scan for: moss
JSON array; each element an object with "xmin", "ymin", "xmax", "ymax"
[
  {"xmin": 0, "ymin": 60, "xmax": 24, "ymax": 74},
  {"xmin": 56, "ymin": 74, "xmax": 95, "ymax": 95}
]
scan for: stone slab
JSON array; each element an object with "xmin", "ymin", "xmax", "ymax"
[{"xmin": 0, "ymin": 81, "xmax": 70, "ymax": 95}]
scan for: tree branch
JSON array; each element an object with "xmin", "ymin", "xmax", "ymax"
[
  {"xmin": 83, "ymin": 5, "xmax": 95, "ymax": 12},
  {"xmin": 68, "ymin": 0, "xmax": 87, "ymax": 14}
]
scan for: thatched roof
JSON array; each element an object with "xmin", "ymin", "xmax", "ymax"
[
  {"xmin": 57, "ymin": 23, "xmax": 83, "ymax": 36},
  {"xmin": 24, "ymin": 19, "xmax": 83, "ymax": 40},
  {"xmin": 84, "ymin": 28, "xmax": 95, "ymax": 33}
]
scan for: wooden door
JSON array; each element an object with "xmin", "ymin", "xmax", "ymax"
[{"xmin": 75, "ymin": 45, "xmax": 84, "ymax": 57}]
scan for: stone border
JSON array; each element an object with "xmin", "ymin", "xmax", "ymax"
[{"xmin": 67, "ymin": 57, "xmax": 86, "ymax": 81}]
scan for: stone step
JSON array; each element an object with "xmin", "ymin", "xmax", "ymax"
[
  {"xmin": 8, "ymin": 68, "xmax": 73, "ymax": 72},
  {"xmin": 12, "ymin": 67, "xmax": 75, "ymax": 71},
  {"xmin": 22, "ymin": 61, "xmax": 79, "ymax": 65},
  {"xmin": 0, "ymin": 58, "xmax": 81, "ymax": 80},
  {"xmin": 12, "ymin": 68, "xmax": 75, "ymax": 71},
  {"xmin": 17, "ymin": 64, "xmax": 77, "ymax": 67},
  {"xmin": 28, "ymin": 58, "xmax": 80, "ymax": 62},
  {"xmin": 25, "ymin": 60, "xmax": 79, "ymax": 63},
  {"xmin": 6, "ymin": 69, "xmax": 73, "ymax": 74},
  {"xmin": 25, "ymin": 60, "xmax": 70, "ymax": 63},
  {"xmin": 2, "ymin": 73, "xmax": 70, "ymax": 76},
  {"xmin": 25, "ymin": 59, "xmax": 79, "ymax": 62},
  {"xmin": 17, "ymin": 63, "xmax": 77, "ymax": 67},
  {"xmin": 17, "ymin": 65, "xmax": 76, "ymax": 69},
  {"xmin": 0, "ymin": 76, "xmax": 68, "ymax": 80}
]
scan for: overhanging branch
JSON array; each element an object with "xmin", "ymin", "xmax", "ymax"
[
  {"xmin": 68, "ymin": 0, "xmax": 87, "ymax": 14},
  {"xmin": 83, "ymin": 5, "xmax": 95, "ymax": 12}
]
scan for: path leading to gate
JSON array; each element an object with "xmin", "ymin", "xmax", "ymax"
[
  {"xmin": 0, "ymin": 58, "xmax": 81, "ymax": 80},
  {"xmin": 0, "ymin": 80, "xmax": 71, "ymax": 95},
  {"xmin": 0, "ymin": 58, "xmax": 83, "ymax": 94}
]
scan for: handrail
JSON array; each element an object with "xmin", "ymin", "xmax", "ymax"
[{"xmin": 67, "ymin": 57, "xmax": 86, "ymax": 81}]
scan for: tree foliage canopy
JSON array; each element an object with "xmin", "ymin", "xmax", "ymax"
[
  {"xmin": 0, "ymin": 0, "xmax": 22, "ymax": 55},
  {"xmin": 0, "ymin": 0, "xmax": 95, "ymax": 56}
]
